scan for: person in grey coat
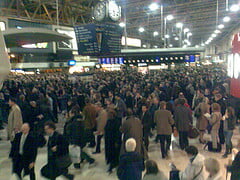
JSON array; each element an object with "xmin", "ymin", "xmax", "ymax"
[{"xmin": 174, "ymin": 98, "xmax": 193, "ymax": 150}]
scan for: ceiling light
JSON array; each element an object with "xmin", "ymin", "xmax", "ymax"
[
  {"xmin": 184, "ymin": 28, "xmax": 190, "ymax": 33},
  {"xmin": 209, "ymin": 37, "xmax": 213, "ymax": 41},
  {"xmin": 214, "ymin": 30, "xmax": 221, "ymax": 34},
  {"xmin": 119, "ymin": 22, "xmax": 125, "ymax": 27},
  {"xmin": 149, "ymin": 3, "xmax": 159, "ymax": 11},
  {"xmin": 183, "ymin": 45, "xmax": 187, "ymax": 48},
  {"xmin": 174, "ymin": 37, "xmax": 179, "ymax": 40},
  {"xmin": 211, "ymin": 33, "xmax": 217, "ymax": 38},
  {"xmin": 176, "ymin": 22, "xmax": 183, "ymax": 28},
  {"xmin": 153, "ymin": 31, "xmax": 159, "ymax": 36},
  {"xmin": 223, "ymin": 16, "xmax": 231, "ymax": 22},
  {"xmin": 166, "ymin": 15, "xmax": 174, "ymax": 21},
  {"xmin": 188, "ymin": 32, "xmax": 192, "ymax": 36},
  {"xmin": 165, "ymin": 34, "xmax": 170, "ymax": 38},
  {"xmin": 142, "ymin": 44, "xmax": 147, "ymax": 48},
  {"xmin": 195, "ymin": 45, "xmax": 199, "ymax": 48},
  {"xmin": 218, "ymin": 24, "xmax": 224, "ymax": 29},
  {"xmin": 139, "ymin": 27, "xmax": 145, "ymax": 32},
  {"xmin": 201, "ymin": 43, "xmax": 205, "ymax": 46},
  {"xmin": 169, "ymin": 44, "xmax": 173, "ymax": 47},
  {"xmin": 154, "ymin": 45, "xmax": 158, "ymax": 48},
  {"xmin": 230, "ymin": 4, "xmax": 240, "ymax": 12}
]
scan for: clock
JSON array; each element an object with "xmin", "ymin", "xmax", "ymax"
[
  {"xmin": 107, "ymin": 1, "xmax": 121, "ymax": 22},
  {"xmin": 93, "ymin": 1, "xmax": 106, "ymax": 22}
]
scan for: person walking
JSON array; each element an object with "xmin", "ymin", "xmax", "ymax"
[
  {"xmin": 41, "ymin": 121, "xmax": 74, "ymax": 180},
  {"xmin": 154, "ymin": 101, "xmax": 174, "ymax": 158},
  {"xmin": 9, "ymin": 123, "xmax": 37, "ymax": 180},
  {"xmin": 174, "ymin": 98, "xmax": 192, "ymax": 150},
  {"xmin": 222, "ymin": 107, "xmax": 236, "ymax": 158},
  {"xmin": 8, "ymin": 97, "xmax": 23, "ymax": 142}
]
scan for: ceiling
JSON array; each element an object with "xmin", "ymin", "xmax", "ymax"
[{"xmin": 1, "ymin": 0, "xmax": 240, "ymax": 48}]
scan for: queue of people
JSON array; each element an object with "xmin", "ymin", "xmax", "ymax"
[{"xmin": 0, "ymin": 65, "xmax": 239, "ymax": 179}]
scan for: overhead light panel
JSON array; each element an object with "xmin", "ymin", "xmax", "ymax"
[
  {"xmin": 218, "ymin": 24, "xmax": 224, "ymax": 29},
  {"xmin": 139, "ymin": 27, "xmax": 145, "ymax": 32},
  {"xmin": 149, "ymin": 3, "xmax": 159, "ymax": 11},
  {"xmin": 119, "ymin": 22, "xmax": 125, "ymax": 27},
  {"xmin": 176, "ymin": 22, "xmax": 183, "ymax": 28},
  {"xmin": 165, "ymin": 34, "xmax": 170, "ymax": 38},
  {"xmin": 153, "ymin": 31, "xmax": 159, "ymax": 36},
  {"xmin": 230, "ymin": 4, "xmax": 240, "ymax": 12},
  {"xmin": 184, "ymin": 28, "xmax": 190, "ymax": 33},
  {"xmin": 174, "ymin": 37, "xmax": 179, "ymax": 40},
  {"xmin": 166, "ymin": 15, "xmax": 174, "ymax": 21},
  {"xmin": 223, "ymin": 16, "xmax": 231, "ymax": 22},
  {"xmin": 214, "ymin": 30, "xmax": 221, "ymax": 34},
  {"xmin": 211, "ymin": 33, "xmax": 217, "ymax": 38},
  {"xmin": 169, "ymin": 44, "xmax": 173, "ymax": 47},
  {"xmin": 188, "ymin": 32, "xmax": 192, "ymax": 36}
]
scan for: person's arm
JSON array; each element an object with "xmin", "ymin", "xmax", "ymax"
[{"xmin": 168, "ymin": 111, "xmax": 174, "ymax": 126}]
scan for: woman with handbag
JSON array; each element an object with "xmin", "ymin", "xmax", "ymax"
[
  {"xmin": 222, "ymin": 107, "xmax": 236, "ymax": 158},
  {"xmin": 206, "ymin": 103, "xmax": 222, "ymax": 151}
]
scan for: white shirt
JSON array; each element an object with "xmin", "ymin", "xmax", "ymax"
[{"xmin": 19, "ymin": 133, "xmax": 28, "ymax": 155}]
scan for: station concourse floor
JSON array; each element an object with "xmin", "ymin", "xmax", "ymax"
[{"xmin": 0, "ymin": 116, "xmax": 239, "ymax": 180}]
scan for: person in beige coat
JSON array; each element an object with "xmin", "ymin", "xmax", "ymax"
[
  {"xmin": 7, "ymin": 98, "xmax": 23, "ymax": 142},
  {"xmin": 154, "ymin": 101, "xmax": 174, "ymax": 158},
  {"xmin": 93, "ymin": 102, "xmax": 108, "ymax": 154}
]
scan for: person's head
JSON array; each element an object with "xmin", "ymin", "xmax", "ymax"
[
  {"xmin": 204, "ymin": 158, "xmax": 220, "ymax": 176},
  {"xmin": 179, "ymin": 92, "xmax": 184, "ymax": 98},
  {"xmin": 21, "ymin": 123, "xmax": 30, "ymax": 135},
  {"xmin": 214, "ymin": 93, "xmax": 222, "ymax": 101},
  {"xmin": 44, "ymin": 121, "xmax": 56, "ymax": 135},
  {"xmin": 125, "ymin": 138, "xmax": 136, "ymax": 152},
  {"xmin": 226, "ymin": 106, "xmax": 235, "ymax": 118},
  {"xmin": 185, "ymin": 146, "xmax": 198, "ymax": 158},
  {"xmin": 142, "ymin": 105, "xmax": 148, "ymax": 113},
  {"xmin": 30, "ymin": 101, "xmax": 37, "ymax": 107},
  {"xmin": 95, "ymin": 102, "xmax": 102, "ymax": 112},
  {"xmin": 211, "ymin": 103, "xmax": 221, "ymax": 112},
  {"xmin": 178, "ymin": 98, "xmax": 185, "ymax": 106},
  {"xmin": 108, "ymin": 91, "xmax": 113, "ymax": 97},
  {"xmin": 145, "ymin": 160, "xmax": 159, "ymax": 175},
  {"xmin": 159, "ymin": 101, "xmax": 166, "ymax": 110},
  {"xmin": 153, "ymin": 98, "xmax": 159, "ymax": 105},
  {"xmin": 126, "ymin": 108, "xmax": 133, "ymax": 116},
  {"xmin": 19, "ymin": 94, "xmax": 25, "ymax": 101},
  {"xmin": 8, "ymin": 97, "xmax": 17, "ymax": 107}
]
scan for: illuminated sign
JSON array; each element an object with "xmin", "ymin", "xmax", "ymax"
[
  {"xmin": 22, "ymin": 42, "xmax": 48, "ymax": 48},
  {"xmin": 68, "ymin": 60, "xmax": 76, "ymax": 66},
  {"xmin": 122, "ymin": 36, "xmax": 141, "ymax": 47}
]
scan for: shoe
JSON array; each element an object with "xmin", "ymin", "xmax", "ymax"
[
  {"xmin": 92, "ymin": 151, "xmax": 100, "ymax": 154},
  {"xmin": 0, "ymin": 126, "xmax": 4, "ymax": 130},
  {"xmin": 73, "ymin": 163, "xmax": 81, "ymax": 169},
  {"xmin": 63, "ymin": 174, "xmax": 74, "ymax": 180},
  {"xmin": 222, "ymin": 154, "xmax": 228, "ymax": 158}
]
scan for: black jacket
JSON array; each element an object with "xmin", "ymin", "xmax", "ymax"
[
  {"xmin": 228, "ymin": 151, "xmax": 240, "ymax": 180},
  {"xmin": 226, "ymin": 117, "xmax": 236, "ymax": 130},
  {"xmin": 140, "ymin": 111, "xmax": 152, "ymax": 133},
  {"xmin": 65, "ymin": 115, "xmax": 86, "ymax": 148},
  {"xmin": 48, "ymin": 131, "xmax": 69, "ymax": 160},
  {"xmin": 9, "ymin": 132, "xmax": 37, "ymax": 164}
]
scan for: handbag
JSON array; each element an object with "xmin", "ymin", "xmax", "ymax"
[
  {"xmin": 55, "ymin": 154, "xmax": 72, "ymax": 169},
  {"xmin": 188, "ymin": 125, "xmax": 199, "ymax": 138}
]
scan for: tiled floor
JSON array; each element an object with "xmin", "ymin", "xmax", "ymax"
[{"xmin": 0, "ymin": 122, "xmax": 239, "ymax": 180}]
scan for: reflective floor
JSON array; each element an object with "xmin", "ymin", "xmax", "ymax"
[{"xmin": 0, "ymin": 122, "xmax": 239, "ymax": 180}]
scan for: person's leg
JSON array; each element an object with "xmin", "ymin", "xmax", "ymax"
[
  {"xmin": 183, "ymin": 131, "xmax": 189, "ymax": 148},
  {"xmin": 166, "ymin": 135, "xmax": 171, "ymax": 154},
  {"xmin": 61, "ymin": 168, "xmax": 74, "ymax": 180},
  {"xmin": 211, "ymin": 130, "xmax": 218, "ymax": 149},
  {"xmin": 178, "ymin": 131, "xmax": 184, "ymax": 150},
  {"xmin": 159, "ymin": 135, "xmax": 166, "ymax": 158},
  {"xmin": 24, "ymin": 165, "xmax": 35, "ymax": 180},
  {"xmin": 12, "ymin": 156, "xmax": 24, "ymax": 180},
  {"xmin": 94, "ymin": 135, "xmax": 103, "ymax": 153},
  {"xmin": 143, "ymin": 130, "xmax": 149, "ymax": 151}
]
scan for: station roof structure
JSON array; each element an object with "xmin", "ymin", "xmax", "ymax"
[{"xmin": 0, "ymin": 0, "xmax": 239, "ymax": 48}]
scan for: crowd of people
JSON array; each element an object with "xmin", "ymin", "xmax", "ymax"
[{"xmin": 0, "ymin": 65, "xmax": 240, "ymax": 180}]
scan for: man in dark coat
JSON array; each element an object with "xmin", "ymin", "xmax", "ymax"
[
  {"xmin": 140, "ymin": 105, "xmax": 152, "ymax": 151},
  {"xmin": 227, "ymin": 150, "xmax": 240, "ymax": 180},
  {"xmin": 174, "ymin": 98, "xmax": 193, "ymax": 150},
  {"xmin": 9, "ymin": 123, "xmax": 37, "ymax": 180},
  {"xmin": 41, "ymin": 121, "xmax": 74, "ymax": 180}
]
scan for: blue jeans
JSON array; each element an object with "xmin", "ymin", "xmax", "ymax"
[{"xmin": 224, "ymin": 131, "xmax": 233, "ymax": 148}]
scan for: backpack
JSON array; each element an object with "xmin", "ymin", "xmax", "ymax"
[{"xmin": 204, "ymin": 141, "xmax": 222, "ymax": 152}]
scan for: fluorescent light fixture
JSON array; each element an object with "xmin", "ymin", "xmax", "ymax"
[
  {"xmin": 16, "ymin": 26, "xmax": 22, "ymax": 29},
  {"xmin": 209, "ymin": 37, "xmax": 213, "ymax": 41},
  {"xmin": 218, "ymin": 24, "xmax": 224, "ymax": 29},
  {"xmin": 223, "ymin": 16, "xmax": 231, "ymax": 22},
  {"xmin": 166, "ymin": 15, "xmax": 174, "ymax": 21},
  {"xmin": 195, "ymin": 45, "xmax": 199, "ymax": 48},
  {"xmin": 119, "ymin": 22, "xmax": 125, "ymax": 27},
  {"xmin": 139, "ymin": 27, "xmax": 145, "ymax": 32},
  {"xmin": 174, "ymin": 37, "xmax": 179, "ymax": 40},
  {"xmin": 201, "ymin": 43, "xmax": 205, "ymax": 46},
  {"xmin": 184, "ymin": 28, "xmax": 189, "ymax": 33},
  {"xmin": 154, "ymin": 45, "xmax": 158, "ymax": 48},
  {"xmin": 142, "ymin": 44, "xmax": 147, "ymax": 48},
  {"xmin": 211, "ymin": 33, "xmax": 217, "ymax": 38},
  {"xmin": 153, "ymin": 31, "xmax": 159, "ymax": 36},
  {"xmin": 188, "ymin": 32, "xmax": 192, "ymax": 36},
  {"xmin": 149, "ymin": 3, "xmax": 159, "ymax": 11},
  {"xmin": 165, "ymin": 34, "xmax": 170, "ymax": 38},
  {"xmin": 214, "ymin": 30, "xmax": 221, "ymax": 34},
  {"xmin": 176, "ymin": 22, "xmax": 183, "ymax": 28},
  {"xmin": 183, "ymin": 45, "xmax": 187, "ymax": 48},
  {"xmin": 230, "ymin": 4, "xmax": 239, "ymax": 12},
  {"xmin": 169, "ymin": 44, "xmax": 173, "ymax": 47}
]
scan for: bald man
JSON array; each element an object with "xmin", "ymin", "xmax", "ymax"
[{"xmin": 9, "ymin": 123, "xmax": 38, "ymax": 180}]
